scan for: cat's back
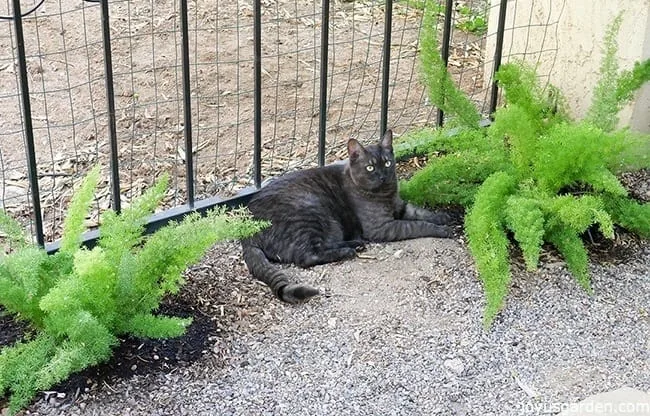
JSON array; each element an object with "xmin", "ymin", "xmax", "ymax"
[{"xmin": 248, "ymin": 164, "xmax": 350, "ymax": 218}]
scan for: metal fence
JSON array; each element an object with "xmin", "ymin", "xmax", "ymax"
[{"xmin": 1, "ymin": 0, "xmax": 562, "ymax": 250}]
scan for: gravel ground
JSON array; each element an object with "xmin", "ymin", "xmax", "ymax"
[{"xmin": 25, "ymin": 233, "xmax": 650, "ymax": 416}]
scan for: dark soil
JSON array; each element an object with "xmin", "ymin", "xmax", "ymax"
[
  {"xmin": 619, "ymin": 168, "xmax": 650, "ymax": 202},
  {"xmin": 48, "ymin": 302, "xmax": 216, "ymax": 404},
  {"xmin": 0, "ymin": 309, "xmax": 31, "ymax": 347}
]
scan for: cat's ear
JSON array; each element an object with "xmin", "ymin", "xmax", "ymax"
[
  {"xmin": 380, "ymin": 129, "xmax": 393, "ymax": 150},
  {"xmin": 347, "ymin": 139, "xmax": 365, "ymax": 162}
]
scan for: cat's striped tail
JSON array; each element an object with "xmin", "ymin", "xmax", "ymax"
[{"xmin": 241, "ymin": 242, "xmax": 319, "ymax": 303}]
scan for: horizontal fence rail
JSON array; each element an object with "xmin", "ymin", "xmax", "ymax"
[{"xmin": 1, "ymin": 0, "xmax": 521, "ymax": 252}]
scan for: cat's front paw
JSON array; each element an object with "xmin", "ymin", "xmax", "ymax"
[
  {"xmin": 336, "ymin": 239, "xmax": 367, "ymax": 252},
  {"xmin": 348, "ymin": 239, "xmax": 368, "ymax": 252}
]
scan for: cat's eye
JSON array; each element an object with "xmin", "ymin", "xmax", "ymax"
[
  {"xmin": 384, "ymin": 160, "xmax": 392, "ymax": 168},
  {"xmin": 366, "ymin": 165, "xmax": 375, "ymax": 172}
]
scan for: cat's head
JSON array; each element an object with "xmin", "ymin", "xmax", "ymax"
[{"xmin": 347, "ymin": 130, "xmax": 396, "ymax": 192}]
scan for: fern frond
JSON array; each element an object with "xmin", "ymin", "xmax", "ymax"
[
  {"xmin": 125, "ymin": 208, "xmax": 265, "ymax": 315},
  {"xmin": 0, "ymin": 247, "xmax": 49, "ymax": 325},
  {"xmin": 0, "ymin": 211, "xmax": 29, "ymax": 250},
  {"xmin": 62, "ymin": 311, "xmax": 117, "ymax": 356},
  {"xmin": 543, "ymin": 195, "xmax": 612, "ymax": 237},
  {"xmin": 495, "ymin": 62, "xmax": 541, "ymax": 115},
  {"xmin": 0, "ymin": 333, "xmax": 57, "ymax": 414},
  {"xmin": 123, "ymin": 313, "xmax": 192, "ymax": 339},
  {"xmin": 395, "ymin": 126, "xmax": 490, "ymax": 160},
  {"xmin": 614, "ymin": 59, "xmax": 650, "ymax": 104},
  {"xmin": 421, "ymin": 0, "xmax": 480, "ymax": 128},
  {"xmin": 504, "ymin": 196, "xmax": 545, "ymax": 270},
  {"xmin": 603, "ymin": 195, "xmax": 650, "ymax": 238},
  {"xmin": 465, "ymin": 172, "xmax": 517, "ymax": 327},
  {"xmin": 611, "ymin": 131, "xmax": 650, "ymax": 172},
  {"xmin": 36, "ymin": 313, "xmax": 116, "ymax": 392},
  {"xmin": 38, "ymin": 276, "xmax": 84, "ymax": 317},
  {"xmin": 400, "ymin": 151, "xmax": 501, "ymax": 207},
  {"xmin": 534, "ymin": 122, "xmax": 613, "ymax": 193},
  {"xmin": 399, "ymin": 131, "xmax": 509, "ymax": 207},
  {"xmin": 59, "ymin": 165, "xmax": 100, "ymax": 255},
  {"xmin": 34, "ymin": 342, "xmax": 86, "ymax": 392},
  {"xmin": 489, "ymin": 104, "xmax": 539, "ymax": 178},
  {"xmin": 592, "ymin": 208, "xmax": 615, "ymax": 239},
  {"xmin": 546, "ymin": 226, "xmax": 591, "ymax": 292},
  {"xmin": 496, "ymin": 62, "xmax": 569, "ymax": 124},
  {"xmin": 394, "ymin": 127, "xmax": 439, "ymax": 159},
  {"xmin": 115, "ymin": 251, "xmax": 138, "ymax": 317},
  {"xmin": 99, "ymin": 174, "xmax": 169, "ymax": 261},
  {"xmin": 583, "ymin": 168, "xmax": 628, "ymax": 196},
  {"xmin": 71, "ymin": 247, "xmax": 118, "ymax": 325},
  {"xmin": 585, "ymin": 13, "xmax": 623, "ymax": 131},
  {"xmin": 394, "ymin": 127, "xmax": 448, "ymax": 160}
]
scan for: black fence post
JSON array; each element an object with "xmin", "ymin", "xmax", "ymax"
[
  {"xmin": 99, "ymin": 0, "xmax": 121, "ymax": 213},
  {"xmin": 489, "ymin": 0, "xmax": 508, "ymax": 115},
  {"xmin": 317, "ymin": 0, "xmax": 330, "ymax": 167},
  {"xmin": 379, "ymin": 0, "xmax": 393, "ymax": 137},
  {"xmin": 180, "ymin": 0, "xmax": 195, "ymax": 206},
  {"xmin": 253, "ymin": 0, "xmax": 263, "ymax": 188},
  {"xmin": 12, "ymin": 0, "xmax": 44, "ymax": 246},
  {"xmin": 437, "ymin": 0, "xmax": 454, "ymax": 128}
]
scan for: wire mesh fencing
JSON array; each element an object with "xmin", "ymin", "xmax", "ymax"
[{"xmin": 0, "ymin": 0, "xmax": 563, "ymax": 247}]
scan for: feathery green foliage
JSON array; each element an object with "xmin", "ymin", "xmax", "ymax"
[
  {"xmin": 586, "ymin": 13, "xmax": 650, "ymax": 132},
  {"xmin": 603, "ymin": 195, "xmax": 650, "ymax": 238},
  {"xmin": 420, "ymin": 0, "xmax": 481, "ymax": 129},
  {"xmin": 59, "ymin": 166, "xmax": 100, "ymax": 255},
  {"xmin": 614, "ymin": 60, "xmax": 650, "ymax": 105},
  {"xmin": 464, "ymin": 172, "xmax": 516, "ymax": 325},
  {"xmin": 399, "ymin": 14, "xmax": 650, "ymax": 326},
  {"xmin": 399, "ymin": 128, "xmax": 509, "ymax": 206},
  {"xmin": 504, "ymin": 196, "xmax": 545, "ymax": 271},
  {"xmin": 0, "ymin": 211, "xmax": 29, "ymax": 251},
  {"xmin": 0, "ymin": 169, "xmax": 267, "ymax": 413},
  {"xmin": 585, "ymin": 13, "xmax": 623, "ymax": 132}
]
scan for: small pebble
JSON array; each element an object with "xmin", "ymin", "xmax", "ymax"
[{"xmin": 443, "ymin": 358, "xmax": 465, "ymax": 376}]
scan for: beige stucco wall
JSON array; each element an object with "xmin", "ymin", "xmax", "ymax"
[{"xmin": 485, "ymin": 0, "xmax": 650, "ymax": 132}]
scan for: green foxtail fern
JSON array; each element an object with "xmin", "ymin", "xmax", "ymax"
[
  {"xmin": 419, "ymin": 0, "xmax": 481, "ymax": 129},
  {"xmin": 0, "ymin": 167, "xmax": 267, "ymax": 413},
  {"xmin": 398, "ymin": 10, "xmax": 650, "ymax": 326}
]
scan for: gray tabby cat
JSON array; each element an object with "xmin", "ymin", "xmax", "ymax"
[{"xmin": 241, "ymin": 130, "xmax": 452, "ymax": 303}]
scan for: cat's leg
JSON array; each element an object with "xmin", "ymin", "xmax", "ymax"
[
  {"xmin": 295, "ymin": 246, "xmax": 358, "ymax": 268},
  {"xmin": 399, "ymin": 202, "xmax": 452, "ymax": 225},
  {"xmin": 366, "ymin": 219, "xmax": 451, "ymax": 242},
  {"xmin": 242, "ymin": 240, "xmax": 319, "ymax": 303}
]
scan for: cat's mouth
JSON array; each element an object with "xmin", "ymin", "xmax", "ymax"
[{"xmin": 365, "ymin": 180, "xmax": 396, "ymax": 195}]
